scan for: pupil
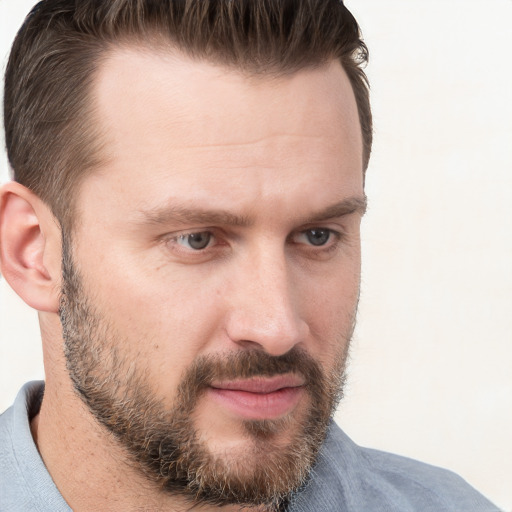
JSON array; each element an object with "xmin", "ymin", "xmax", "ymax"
[
  {"xmin": 307, "ymin": 229, "xmax": 330, "ymax": 246},
  {"xmin": 188, "ymin": 232, "xmax": 211, "ymax": 250}
]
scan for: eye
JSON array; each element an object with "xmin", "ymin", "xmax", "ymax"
[
  {"xmin": 305, "ymin": 228, "xmax": 331, "ymax": 246},
  {"xmin": 176, "ymin": 231, "xmax": 214, "ymax": 250},
  {"xmin": 294, "ymin": 228, "xmax": 334, "ymax": 246}
]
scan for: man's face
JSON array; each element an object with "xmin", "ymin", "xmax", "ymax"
[{"xmin": 61, "ymin": 48, "xmax": 364, "ymax": 508}]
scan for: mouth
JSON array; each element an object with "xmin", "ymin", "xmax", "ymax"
[{"xmin": 208, "ymin": 375, "xmax": 306, "ymax": 421}]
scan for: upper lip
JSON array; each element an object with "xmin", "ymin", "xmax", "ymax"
[{"xmin": 210, "ymin": 374, "xmax": 305, "ymax": 394}]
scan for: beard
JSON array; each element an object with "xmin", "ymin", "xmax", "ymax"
[{"xmin": 59, "ymin": 232, "xmax": 352, "ymax": 510}]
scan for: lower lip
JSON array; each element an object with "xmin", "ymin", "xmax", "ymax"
[{"xmin": 207, "ymin": 386, "xmax": 304, "ymax": 420}]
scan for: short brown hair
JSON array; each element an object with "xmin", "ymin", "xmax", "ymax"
[{"xmin": 4, "ymin": 0, "xmax": 372, "ymax": 230}]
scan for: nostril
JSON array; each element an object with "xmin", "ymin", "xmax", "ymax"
[
  {"xmin": 234, "ymin": 339, "xmax": 265, "ymax": 351},
  {"xmin": 226, "ymin": 311, "xmax": 309, "ymax": 357}
]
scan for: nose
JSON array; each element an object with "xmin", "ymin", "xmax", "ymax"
[{"xmin": 224, "ymin": 248, "xmax": 309, "ymax": 356}]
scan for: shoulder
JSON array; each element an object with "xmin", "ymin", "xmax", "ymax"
[
  {"xmin": 0, "ymin": 397, "xmax": 16, "ymax": 474},
  {"xmin": 0, "ymin": 382, "xmax": 71, "ymax": 512},
  {"xmin": 288, "ymin": 422, "xmax": 500, "ymax": 512}
]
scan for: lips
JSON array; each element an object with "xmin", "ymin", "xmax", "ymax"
[{"xmin": 208, "ymin": 374, "xmax": 306, "ymax": 420}]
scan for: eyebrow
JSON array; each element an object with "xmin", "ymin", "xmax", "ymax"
[
  {"xmin": 300, "ymin": 196, "xmax": 367, "ymax": 224},
  {"xmin": 136, "ymin": 195, "xmax": 367, "ymax": 229}
]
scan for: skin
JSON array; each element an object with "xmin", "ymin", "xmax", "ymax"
[{"xmin": 0, "ymin": 47, "xmax": 364, "ymax": 511}]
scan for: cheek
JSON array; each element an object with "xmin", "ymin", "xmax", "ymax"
[
  {"xmin": 298, "ymin": 262, "xmax": 360, "ymax": 356},
  {"xmin": 80, "ymin": 260, "xmax": 226, "ymax": 393}
]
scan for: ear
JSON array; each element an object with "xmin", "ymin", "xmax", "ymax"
[{"xmin": 0, "ymin": 181, "xmax": 62, "ymax": 313}]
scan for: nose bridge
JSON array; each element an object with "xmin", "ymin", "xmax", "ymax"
[{"xmin": 226, "ymin": 241, "xmax": 307, "ymax": 355}]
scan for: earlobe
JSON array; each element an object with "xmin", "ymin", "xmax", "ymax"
[{"xmin": 0, "ymin": 182, "xmax": 61, "ymax": 313}]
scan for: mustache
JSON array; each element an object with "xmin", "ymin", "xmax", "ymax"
[{"xmin": 174, "ymin": 348, "xmax": 325, "ymax": 405}]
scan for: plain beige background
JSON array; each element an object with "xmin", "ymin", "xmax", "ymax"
[{"xmin": 1, "ymin": 0, "xmax": 511, "ymax": 509}]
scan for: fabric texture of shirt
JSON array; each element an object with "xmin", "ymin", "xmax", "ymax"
[{"xmin": 0, "ymin": 381, "xmax": 501, "ymax": 511}]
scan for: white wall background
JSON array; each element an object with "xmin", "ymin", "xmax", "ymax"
[{"xmin": 1, "ymin": 0, "xmax": 511, "ymax": 509}]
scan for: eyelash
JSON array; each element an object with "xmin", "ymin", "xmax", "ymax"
[
  {"xmin": 290, "ymin": 228, "xmax": 342, "ymax": 249},
  {"xmin": 163, "ymin": 227, "xmax": 344, "ymax": 257}
]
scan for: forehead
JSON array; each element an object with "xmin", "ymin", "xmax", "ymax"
[
  {"xmin": 77, "ymin": 46, "xmax": 363, "ymax": 223},
  {"xmin": 93, "ymin": 45, "xmax": 361, "ymax": 155}
]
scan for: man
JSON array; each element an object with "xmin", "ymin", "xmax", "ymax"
[{"xmin": 0, "ymin": 1, "xmax": 500, "ymax": 511}]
